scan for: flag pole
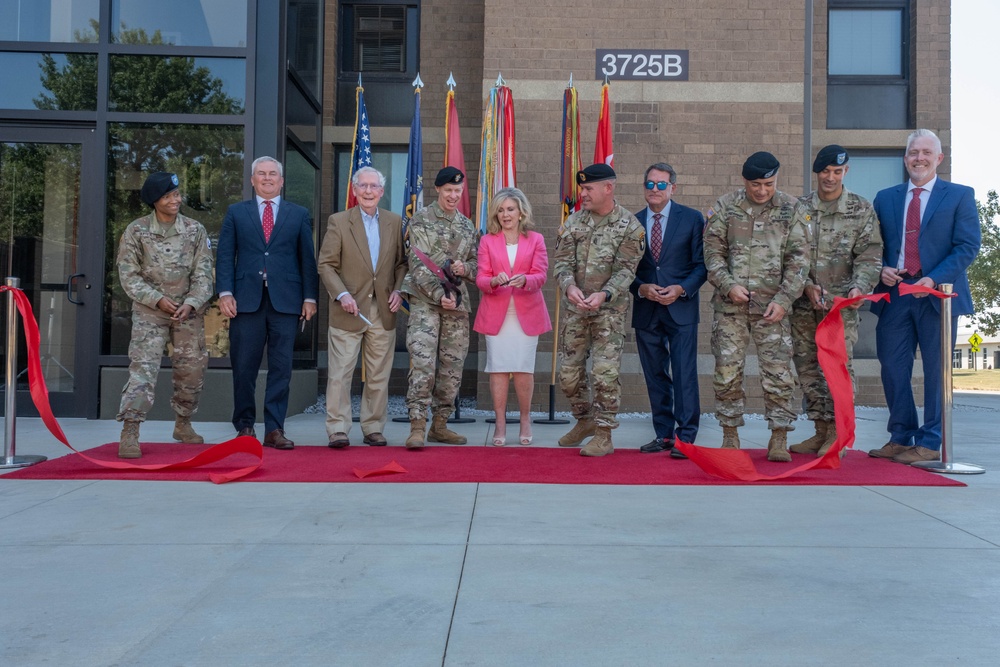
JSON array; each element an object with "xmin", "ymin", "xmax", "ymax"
[{"xmin": 536, "ymin": 75, "xmax": 579, "ymax": 425}]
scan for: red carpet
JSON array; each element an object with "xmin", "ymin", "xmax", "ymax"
[{"xmin": 2, "ymin": 443, "xmax": 964, "ymax": 486}]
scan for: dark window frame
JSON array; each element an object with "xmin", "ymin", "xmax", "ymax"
[{"xmin": 826, "ymin": 0, "xmax": 911, "ymax": 129}]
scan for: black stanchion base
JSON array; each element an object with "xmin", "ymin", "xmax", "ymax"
[{"xmin": 533, "ymin": 384, "xmax": 570, "ymax": 424}]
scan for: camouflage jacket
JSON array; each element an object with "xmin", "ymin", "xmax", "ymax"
[
  {"xmin": 553, "ymin": 202, "xmax": 646, "ymax": 314},
  {"xmin": 117, "ymin": 212, "xmax": 215, "ymax": 312},
  {"xmin": 796, "ymin": 188, "xmax": 883, "ymax": 302},
  {"xmin": 401, "ymin": 201, "xmax": 478, "ymax": 313},
  {"xmin": 703, "ymin": 188, "xmax": 810, "ymax": 314}
]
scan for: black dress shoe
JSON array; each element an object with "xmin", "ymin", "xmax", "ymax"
[
  {"xmin": 639, "ymin": 437, "xmax": 674, "ymax": 453},
  {"xmin": 669, "ymin": 447, "xmax": 689, "ymax": 459},
  {"xmin": 237, "ymin": 427, "xmax": 256, "ymax": 439}
]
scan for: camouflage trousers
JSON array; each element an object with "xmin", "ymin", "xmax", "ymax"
[
  {"xmin": 405, "ymin": 300, "xmax": 470, "ymax": 420},
  {"xmin": 711, "ymin": 309, "xmax": 797, "ymax": 430},
  {"xmin": 790, "ymin": 302, "xmax": 859, "ymax": 422},
  {"xmin": 558, "ymin": 308, "xmax": 627, "ymax": 428},
  {"xmin": 117, "ymin": 307, "xmax": 207, "ymax": 422}
]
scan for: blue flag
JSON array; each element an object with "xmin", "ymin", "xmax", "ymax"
[
  {"xmin": 345, "ymin": 84, "xmax": 372, "ymax": 209},
  {"xmin": 402, "ymin": 86, "xmax": 423, "ymax": 233}
]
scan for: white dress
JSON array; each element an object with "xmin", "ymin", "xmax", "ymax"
[{"xmin": 484, "ymin": 243, "xmax": 539, "ymax": 373}]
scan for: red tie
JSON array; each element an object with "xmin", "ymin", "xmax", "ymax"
[
  {"xmin": 903, "ymin": 188, "xmax": 923, "ymax": 276},
  {"xmin": 262, "ymin": 200, "xmax": 274, "ymax": 243},
  {"xmin": 651, "ymin": 213, "xmax": 663, "ymax": 262}
]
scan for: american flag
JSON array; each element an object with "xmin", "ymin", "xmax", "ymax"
[{"xmin": 345, "ymin": 83, "xmax": 372, "ymax": 210}]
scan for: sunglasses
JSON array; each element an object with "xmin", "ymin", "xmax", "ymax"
[{"xmin": 645, "ymin": 180, "xmax": 673, "ymax": 190}]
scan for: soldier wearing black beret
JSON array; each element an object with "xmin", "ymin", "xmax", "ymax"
[
  {"xmin": 702, "ymin": 152, "xmax": 811, "ymax": 462},
  {"xmin": 789, "ymin": 144, "xmax": 882, "ymax": 458},
  {"xmin": 552, "ymin": 162, "xmax": 646, "ymax": 457},
  {"xmin": 400, "ymin": 165, "xmax": 477, "ymax": 449}
]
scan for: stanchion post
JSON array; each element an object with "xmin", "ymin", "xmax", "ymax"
[
  {"xmin": 912, "ymin": 283, "xmax": 985, "ymax": 475},
  {"xmin": 3, "ymin": 276, "xmax": 47, "ymax": 469}
]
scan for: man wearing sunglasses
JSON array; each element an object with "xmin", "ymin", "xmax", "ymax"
[
  {"xmin": 703, "ymin": 151, "xmax": 810, "ymax": 461},
  {"xmin": 630, "ymin": 163, "xmax": 707, "ymax": 459}
]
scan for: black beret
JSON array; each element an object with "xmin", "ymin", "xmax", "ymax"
[
  {"xmin": 140, "ymin": 172, "xmax": 180, "ymax": 206},
  {"xmin": 435, "ymin": 166, "xmax": 465, "ymax": 187},
  {"xmin": 741, "ymin": 152, "xmax": 780, "ymax": 180},
  {"xmin": 812, "ymin": 144, "xmax": 850, "ymax": 173},
  {"xmin": 576, "ymin": 163, "xmax": 616, "ymax": 185}
]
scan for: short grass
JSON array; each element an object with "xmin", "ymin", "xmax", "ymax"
[{"xmin": 952, "ymin": 369, "xmax": 1000, "ymax": 391}]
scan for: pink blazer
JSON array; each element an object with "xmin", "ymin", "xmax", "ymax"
[{"xmin": 474, "ymin": 230, "xmax": 552, "ymax": 336}]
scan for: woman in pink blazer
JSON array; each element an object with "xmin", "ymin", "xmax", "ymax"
[{"xmin": 474, "ymin": 187, "xmax": 552, "ymax": 445}]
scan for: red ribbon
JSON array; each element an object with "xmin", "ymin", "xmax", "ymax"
[
  {"xmin": 675, "ymin": 283, "xmax": 948, "ymax": 481},
  {"xmin": 1, "ymin": 286, "xmax": 262, "ymax": 483}
]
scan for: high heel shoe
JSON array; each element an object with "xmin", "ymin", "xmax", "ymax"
[
  {"xmin": 492, "ymin": 433, "xmax": 507, "ymax": 447},
  {"xmin": 519, "ymin": 434, "xmax": 533, "ymax": 446}
]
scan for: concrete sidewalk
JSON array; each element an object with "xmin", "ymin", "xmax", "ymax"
[{"xmin": 2, "ymin": 394, "xmax": 999, "ymax": 666}]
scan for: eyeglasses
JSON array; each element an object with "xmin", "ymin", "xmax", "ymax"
[
  {"xmin": 645, "ymin": 181, "xmax": 673, "ymax": 190},
  {"xmin": 354, "ymin": 183, "xmax": 383, "ymax": 191}
]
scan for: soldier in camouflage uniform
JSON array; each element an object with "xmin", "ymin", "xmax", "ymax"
[
  {"xmin": 116, "ymin": 172, "xmax": 215, "ymax": 459},
  {"xmin": 704, "ymin": 152, "xmax": 810, "ymax": 462},
  {"xmin": 402, "ymin": 167, "xmax": 478, "ymax": 449},
  {"xmin": 790, "ymin": 146, "xmax": 883, "ymax": 457},
  {"xmin": 553, "ymin": 164, "xmax": 646, "ymax": 457}
]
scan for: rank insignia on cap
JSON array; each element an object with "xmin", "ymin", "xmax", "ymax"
[
  {"xmin": 171, "ymin": 174, "xmax": 179, "ymax": 186},
  {"xmin": 579, "ymin": 173, "xmax": 587, "ymax": 182},
  {"xmin": 836, "ymin": 153, "xmax": 847, "ymax": 165},
  {"xmin": 763, "ymin": 168, "xmax": 777, "ymax": 178}
]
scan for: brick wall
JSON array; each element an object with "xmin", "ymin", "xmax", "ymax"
[{"xmin": 321, "ymin": 0, "xmax": 952, "ymax": 416}]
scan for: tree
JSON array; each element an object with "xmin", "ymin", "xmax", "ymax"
[{"xmin": 968, "ymin": 190, "xmax": 1000, "ymax": 335}]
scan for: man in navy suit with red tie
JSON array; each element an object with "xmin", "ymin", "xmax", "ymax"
[
  {"xmin": 868, "ymin": 130, "xmax": 980, "ymax": 464},
  {"xmin": 629, "ymin": 163, "xmax": 707, "ymax": 458},
  {"xmin": 216, "ymin": 156, "xmax": 318, "ymax": 449}
]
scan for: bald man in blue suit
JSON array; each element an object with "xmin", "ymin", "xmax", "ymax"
[{"xmin": 868, "ymin": 130, "xmax": 980, "ymax": 465}]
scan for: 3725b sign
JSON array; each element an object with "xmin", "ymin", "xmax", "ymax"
[{"xmin": 596, "ymin": 49, "xmax": 689, "ymax": 81}]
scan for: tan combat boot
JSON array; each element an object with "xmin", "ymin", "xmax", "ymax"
[
  {"xmin": 558, "ymin": 417, "xmax": 596, "ymax": 447},
  {"xmin": 173, "ymin": 415, "xmax": 204, "ymax": 444},
  {"xmin": 789, "ymin": 420, "xmax": 828, "ymax": 454},
  {"xmin": 721, "ymin": 426, "xmax": 741, "ymax": 449},
  {"xmin": 815, "ymin": 422, "xmax": 845, "ymax": 458},
  {"xmin": 580, "ymin": 426, "xmax": 614, "ymax": 457},
  {"xmin": 406, "ymin": 419, "xmax": 426, "ymax": 449},
  {"xmin": 427, "ymin": 415, "xmax": 467, "ymax": 444},
  {"xmin": 118, "ymin": 420, "xmax": 142, "ymax": 459},
  {"xmin": 767, "ymin": 429, "xmax": 792, "ymax": 462}
]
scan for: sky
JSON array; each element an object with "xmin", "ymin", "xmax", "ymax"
[{"xmin": 951, "ymin": 1, "xmax": 999, "ymax": 199}]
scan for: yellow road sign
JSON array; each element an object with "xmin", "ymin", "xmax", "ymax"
[{"xmin": 969, "ymin": 333, "xmax": 983, "ymax": 351}]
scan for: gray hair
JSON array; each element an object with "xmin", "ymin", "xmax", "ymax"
[
  {"xmin": 251, "ymin": 156, "xmax": 283, "ymax": 177},
  {"xmin": 644, "ymin": 162, "xmax": 677, "ymax": 184},
  {"xmin": 905, "ymin": 129, "xmax": 942, "ymax": 155},
  {"xmin": 352, "ymin": 166, "xmax": 386, "ymax": 187}
]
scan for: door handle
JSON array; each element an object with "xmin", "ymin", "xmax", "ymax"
[{"xmin": 67, "ymin": 273, "xmax": 84, "ymax": 305}]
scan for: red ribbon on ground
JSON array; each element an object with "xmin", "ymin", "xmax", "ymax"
[
  {"xmin": 676, "ymin": 283, "xmax": 949, "ymax": 481},
  {"xmin": 1, "ymin": 286, "xmax": 262, "ymax": 483}
]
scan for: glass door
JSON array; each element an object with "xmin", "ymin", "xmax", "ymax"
[{"xmin": 0, "ymin": 126, "xmax": 102, "ymax": 417}]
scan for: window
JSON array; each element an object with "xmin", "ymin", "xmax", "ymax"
[
  {"xmin": 843, "ymin": 151, "xmax": 906, "ymax": 202},
  {"xmin": 334, "ymin": 146, "xmax": 407, "ymax": 216},
  {"xmin": 0, "ymin": 52, "xmax": 98, "ymax": 111},
  {"xmin": 827, "ymin": 1, "xmax": 909, "ymax": 129},
  {"xmin": 953, "ymin": 349, "xmax": 963, "ymax": 369},
  {"xmin": 0, "ymin": 0, "xmax": 100, "ymax": 43},
  {"xmin": 336, "ymin": 1, "xmax": 419, "ymax": 126},
  {"xmin": 968, "ymin": 348, "xmax": 974, "ymax": 368},
  {"xmin": 111, "ymin": 0, "xmax": 248, "ymax": 47}
]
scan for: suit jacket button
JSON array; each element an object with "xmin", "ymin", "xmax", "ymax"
[{"xmin": 264, "ymin": 252, "xmax": 269, "ymax": 256}]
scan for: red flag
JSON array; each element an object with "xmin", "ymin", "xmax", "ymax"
[
  {"xmin": 593, "ymin": 82, "xmax": 613, "ymax": 167},
  {"xmin": 445, "ymin": 88, "xmax": 471, "ymax": 217}
]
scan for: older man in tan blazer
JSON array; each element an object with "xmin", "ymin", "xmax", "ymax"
[{"xmin": 318, "ymin": 166, "xmax": 407, "ymax": 448}]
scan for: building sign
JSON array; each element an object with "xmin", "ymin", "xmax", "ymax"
[{"xmin": 596, "ymin": 49, "xmax": 689, "ymax": 81}]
